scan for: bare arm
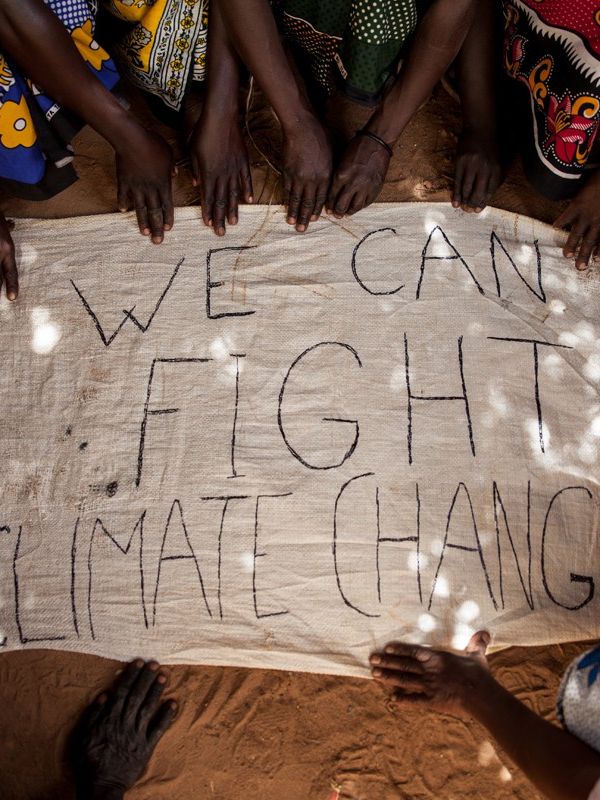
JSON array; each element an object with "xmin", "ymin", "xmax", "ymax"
[
  {"xmin": 327, "ymin": 0, "xmax": 477, "ymax": 217},
  {"xmin": 371, "ymin": 636, "xmax": 600, "ymax": 800},
  {"xmin": 216, "ymin": 0, "xmax": 331, "ymax": 232},
  {"xmin": 0, "ymin": 0, "xmax": 174, "ymax": 243}
]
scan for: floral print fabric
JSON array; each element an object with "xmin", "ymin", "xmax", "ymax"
[{"xmin": 503, "ymin": 0, "xmax": 600, "ymax": 199}]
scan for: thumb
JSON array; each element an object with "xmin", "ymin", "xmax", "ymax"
[{"xmin": 465, "ymin": 630, "xmax": 490, "ymax": 661}]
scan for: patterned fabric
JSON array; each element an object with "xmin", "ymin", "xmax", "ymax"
[
  {"xmin": 105, "ymin": 0, "xmax": 209, "ymax": 111},
  {"xmin": 274, "ymin": 0, "xmax": 425, "ymax": 105},
  {"xmin": 557, "ymin": 643, "xmax": 600, "ymax": 756},
  {"xmin": 0, "ymin": 0, "xmax": 119, "ymax": 198},
  {"xmin": 502, "ymin": 0, "xmax": 600, "ymax": 199}
]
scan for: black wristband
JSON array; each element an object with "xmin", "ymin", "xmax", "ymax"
[{"xmin": 356, "ymin": 128, "xmax": 394, "ymax": 158}]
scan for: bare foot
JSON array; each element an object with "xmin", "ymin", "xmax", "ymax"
[{"xmin": 73, "ymin": 659, "xmax": 177, "ymax": 800}]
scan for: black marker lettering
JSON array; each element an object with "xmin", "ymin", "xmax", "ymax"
[
  {"xmin": 253, "ymin": 494, "xmax": 292, "ymax": 619},
  {"xmin": 416, "ymin": 227, "xmax": 484, "ymax": 299},
  {"xmin": 490, "ymin": 232, "xmax": 546, "ymax": 302},
  {"xmin": 351, "ymin": 228, "xmax": 403, "ymax": 295},
  {"xmin": 493, "ymin": 482, "xmax": 534, "ymax": 610},
  {"xmin": 206, "ymin": 246, "xmax": 257, "ymax": 319}
]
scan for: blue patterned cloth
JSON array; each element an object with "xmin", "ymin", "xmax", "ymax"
[{"xmin": 0, "ymin": 0, "xmax": 118, "ymax": 197}]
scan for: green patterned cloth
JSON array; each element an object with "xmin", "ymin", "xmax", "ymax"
[{"xmin": 277, "ymin": 0, "xmax": 428, "ymax": 104}]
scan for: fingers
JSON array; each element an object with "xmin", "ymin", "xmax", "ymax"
[
  {"xmin": 296, "ymin": 188, "xmax": 316, "ymax": 232},
  {"xmin": 371, "ymin": 666, "xmax": 426, "ymax": 692},
  {"xmin": 576, "ymin": 234, "xmax": 599, "ymax": 270},
  {"xmin": 378, "ymin": 642, "xmax": 433, "ymax": 663},
  {"xmin": 212, "ymin": 177, "xmax": 228, "ymax": 237},
  {"xmin": 329, "ymin": 188, "xmax": 354, "ymax": 219},
  {"xmin": 145, "ymin": 191, "xmax": 166, "ymax": 244},
  {"xmin": 133, "ymin": 193, "xmax": 150, "ymax": 239},
  {"xmin": 136, "ymin": 671, "xmax": 168, "ymax": 733},
  {"xmin": 468, "ymin": 172, "xmax": 490, "ymax": 213},
  {"xmin": 553, "ymin": 204, "xmax": 578, "ymax": 231},
  {"xmin": 370, "ymin": 653, "xmax": 425, "ymax": 675},
  {"xmin": 117, "ymin": 181, "xmax": 130, "ymax": 213},
  {"xmin": 287, "ymin": 183, "xmax": 302, "ymax": 227},
  {"xmin": 79, "ymin": 691, "xmax": 109, "ymax": 731},
  {"xmin": 347, "ymin": 192, "xmax": 368, "ymax": 216},
  {"xmin": 564, "ymin": 225, "xmax": 585, "ymax": 260},
  {"xmin": 1, "ymin": 239, "xmax": 18, "ymax": 301},
  {"xmin": 452, "ymin": 159, "xmax": 465, "ymax": 209},
  {"xmin": 147, "ymin": 699, "xmax": 178, "ymax": 748},
  {"xmin": 391, "ymin": 690, "xmax": 430, "ymax": 705},
  {"xmin": 240, "ymin": 163, "xmax": 254, "ymax": 205},
  {"xmin": 311, "ymin": 182, "xmax": 328, "ymax": 222},
  {"xmin": 227, "ymin": 177, "xmax": 239, "ymax": 227},
  {"xmin": 111, "ymin": 659, "xmax": 145, "ymax": 715},
  {"xmin": 161, "ymin": 185, "xmax": 174, "ymax": 233},
  {"xmin": 465, "ymin": 630, "xmax": 490, "ymax": 658},
  {"xmin": 123, "ymin": 660, "xmax": 161, "ymax": 722}
]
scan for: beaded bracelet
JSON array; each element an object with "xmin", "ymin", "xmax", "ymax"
[{"xmin": 356, "ymin": 128, "xmax": 394, "ymax": 158}]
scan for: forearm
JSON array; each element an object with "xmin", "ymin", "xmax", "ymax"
[
  {"xmin": 216, "ymin": 0, "xmax": 315, "ymax": 131},
  {"xmin": 468, "ymin": 673, "xmax": 600, "ymax": 800},
  {"xmin": 367, "ymin": 0, "xmax": 476, "ymax": 143},
  {"xmin": 203, "ymin": 0, "xmax": 241, "ymax": 116},
  {"xmin": 455, "ymin": 0, "xmax": 498, "ymax": 135},
  {"xmin": 0, "ymin": 0, "xmax": 142, "ymax": 153}
]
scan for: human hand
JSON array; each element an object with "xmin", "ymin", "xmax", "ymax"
[
  {"xmin": 115, "ymin": 130, "xmax": 175, "ymax": 245},
  {"xmin": 452, "ymin": 129, "xmax": 502, "ymax": 213},
  {"xmin": 553, "ymin": 170, "xmax": 600, "ymax": 270},
  {"xmin": 326, "ymin": 133, "xmax": 390, "ymax": 219},
  {"xmin": 0, "ymin": 212, "xmax": 17, "ymax": 301},
  {"xmin": 190, "ymin": 112, "xmax": 253, "ymax": 236},
  {"xmin": 370, "ymin": 630, "xmax": 491, "ymax": 717},
  {"xmin": 282, "ymin": 115, "xmax": 331, "ymax": 232},
  {"xmin": 74, "ymin": 659, "xmax": 177, "ymax": 799}
]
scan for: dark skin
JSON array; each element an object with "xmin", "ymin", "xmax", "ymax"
[
  {"xmin": 371, "ymin": 632, "xmax": 600, "ymax": 800},
  {"xmin": 454, "ymin": 0, "xmax": 600, "ymax": 270},
  {"xmin": 189, "ymin": 0, "xmax": 253, "ymax": 236},
  {"xmin": 0, "ymin": 211, "xmax": 17, "ymax": 301},
  {"xmin": 452, "ymin": 0, "xmax": 503, "ymax": 213},
  {"xmin": 218, "ymin": 0, "xmax": 476, "ymax": 223},
  {"xmin": 216, "ymin": 0, "xmax": 332, "ymax": 232},
  {"xmin": 73, "ymin": 659, "xmax": 177, "ymax": 800},
  {"xmin": 0, "ymin": 0, "xmax": 175, "ymax": 266}
]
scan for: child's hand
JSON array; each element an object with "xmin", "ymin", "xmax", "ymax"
[
  {"xmin": 0, "ymin": 212, "xmax": 17, "ymax": 301},
  {"xmin": 370, "ymin": 631, "xmax": 491, "ymax": 717},
  {"xmin": 554, "ymin": 170, "xmax": 600, "ymax": 270},
  {"xmin": 115, "ymin": 130, "xmax": 175, "ymax": 245},
  {"xmin": 189, "ymin": 113, "xmax": 253, "ymax": 237},
  {"xmin": 326, "ymin": 134, "xmax": 390, "ymax": 219}
]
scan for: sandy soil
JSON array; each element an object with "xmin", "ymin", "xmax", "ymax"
[{"xmin": 0, "ymin": 83, "xmax": 593, "ymax": 800}]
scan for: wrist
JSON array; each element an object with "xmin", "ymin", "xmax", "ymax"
[{"xmin": 461, "ymin": 668, "xmax": 503, "ymax": 720}]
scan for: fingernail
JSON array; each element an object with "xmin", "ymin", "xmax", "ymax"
[
  {"xmin": 370, "ymin": 655, "xmax": 381, "ymax": 664},
  {"xmin": 7, "ymin": 292, "xmax": 16, "ymax": 301},
  {"xmin": 142, "ymin": 228, "xmax": 150, "ymax": 236},
  {"xmin": 385, "ymin": 645, "xmax": 395, "ymax": 654},
  {"xmin": 164, "ymin": 224, "xmax": 172, "ymax": 231},
  {"xmin": 119, "ymin": 208, "xmax": 127, "ymax": 213},
  {"xmin": 475, "ymin": 207, "xmax": 483, "ymax": 213},
  {"xmin": 231, "ymin": 217, "xmax": 238, "ymax": 225},
  {"xmin": 287, "ymin": 217, "xmax": 295, "ymax": 225},
  {"xmin": 452, "ymin": 201, "xmax": 459, "ymax": 208},
  {"xmin": 148, "ymin": 661, "xmax": 160, "ymax": 671},
  {"xmin": 134, "ymin": 659, "xmax": 144, "ymax": 668},
  {"xmin": 248, "ymin": 196, "xmax": 254, "ymax": 204},
  {"xmin": 152, "ymin": 237, "xmax": 163, "ymax": 245},
  {"xmin": 192, "ymin": 179, "xmax": 197, "ymax": 187},
  {"xmin": 296, "ymin": 224, "xmax": 306, "ymax": 233},
  {"xmin": 576, "ymin": 262, "xmax": 588, "ymax": 271},
  {"xmin": 565, "ymin": 251, "xmax": 574, "ymax": 258},
  {"xmin": 208, "ymin": 220, "xmax": 213, "ymax": 227},
  {"xmin": 157, "ymin": 674, "xmax": 167, "ymax": 684},
  {"xmin": 372, "ymin": 668, "xmax": 382, "ymax": 677}
]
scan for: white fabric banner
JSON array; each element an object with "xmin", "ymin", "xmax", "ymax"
[{"xmin": 1, "ymin": 204, "xmax": 599, "ymax": 677}]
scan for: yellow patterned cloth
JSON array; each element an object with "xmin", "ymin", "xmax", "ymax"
[{"xmin": 106, "ymin": 0, "xmax": 209, "ymax": 111}]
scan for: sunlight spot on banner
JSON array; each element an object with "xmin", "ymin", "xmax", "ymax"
[
  {"xmin": 526, "ymin": 418, "xmax": 550, "ymax": 454},
  {"xmin": 433, "ymin": 575, "xmax": 450, "ymax": 598},
  {"xmin": 429, "ymin": 539, "xmax": 443, "ymax": 557},
  {"xmin": 489, "ymin": 388, "xmax": 509, "ymax": 417},
  {"xmin": 584, "ymin": 354, "xmax": 600, "ymax": 383},
  {"xmin": 515, "ymin": 244, "xmax": 533, "ymax": 266},
  {"xmin": 590, "ymin": 416, "xmax": 600, "ymax": 437},
  {"xmin": 542, "ymin": 351, "xmax": 563, "ymax": 380},
  {"xmin": 418, "ymin": 613, "xmax": 436, "ymax": 633},
  {"xmin": 574, "ymin": 321, "xmax": 596, "ymax": 342},
  {"xmin": 452, "ymin": 622, "xmax": 474, "ymax": 650},
  {"xmin": 390, "ymin": 365, "xmax": 404, "ymax": 391},
  {"xmin": 457, "ymin": 599, "xmax": 480, "ymax": 624},
  {"xmin": 549, "ymin": 298, "xmax": 566, "ymax": 315},
  {"xmin": 468, "ymin": 322, "xmax": 483, "ymax": 335},
  {"xmin": 559, "ymin": 331, "xmax": 579, "ymax": 347},
  {"xmin": 19, "ymin": 243, "xmax": 38, "ymax": 267},
  {"xmin": 578, "ymin": 441, "xmax": 597, "ymax": 465},
  {"xmin": 408, "ymin": 551, "xmax": 428, "ymax": 572},
  {"xmin": 31, "ymin": 307, "xmax": 61, "ymax": 354},
  {"xmin": 422, "ymin": 212, "xmax": 448, "ymax": 234},
  {"xmin": 210, "ymin": 337, "xmax": 230, "ymax": 360},
  {"xmin": 240, "ymin": 552, "xmax": 254, "ymax": 573}
]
